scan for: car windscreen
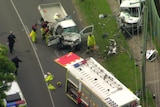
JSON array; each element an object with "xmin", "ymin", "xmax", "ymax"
[
  {"xmin": 121, "ymin": 7, "xmax": 139, "ymax": 17},
  {"xmin": 63, "ymin": 26, "xmax": 78, "ymax": 33}
]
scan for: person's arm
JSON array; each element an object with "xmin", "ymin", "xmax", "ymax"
[
  {"xmin": 18, "ymin": 58, "xmax": 22, "ymax": 62},
  {"xmin": 14, "ymin": 35, "xmax": 16, "ymax": 42},
  {"xmin": 7, "ymin": 36, "xmax": 9, "ymax": 42}
]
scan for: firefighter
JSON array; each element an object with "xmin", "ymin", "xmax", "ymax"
[
  {"xmin": 30, "ymin": 29, "xmax": 37, "ymax": 43},
  {"xmin": 87, "ymin": 33, "xmax": 96, "ymax": 54}
]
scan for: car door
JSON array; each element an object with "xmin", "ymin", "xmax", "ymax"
[{"xmin": 79, "ymin": 25, "xmax": 94, "ymax": 37}]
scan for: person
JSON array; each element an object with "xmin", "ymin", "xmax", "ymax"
[
  {"xmin": 7, "ymin": 31, "xmax": 16, "ymax": 54},
  {"xmin": 87, "ymin": 33, "xmax": 96, "ymax": 54},
  {"xmin": 30, "ymin": 29, "xmax": 37, "ymax": 43},
  {"xmin": 40, "ymin": 27, "xmax": 45, "ymax": 39},
  {"xmin": 45, "ymin": 31, "xmax": 51, "ymax": 45},
  {"xmin": 41, "ymin": 20, "xmax": 48, "ymax": 29},
  {"xmin": 40, "ymin": 21, "xmax": 49, "ymax": 39},
  {"xmin": 32, "ymin": 23, "xmax": 37, "ymax": 32},
  {"xmin": 12, "ymin": 56, "xmax": 22, "ymax": 75}
]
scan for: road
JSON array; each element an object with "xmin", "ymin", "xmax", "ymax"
[{"xmin": 0, "ymin": 0, "xmax": 82, "ymax": 107}]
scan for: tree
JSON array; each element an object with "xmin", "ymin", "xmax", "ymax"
[
  {"xmin": 0, "ymin": 44, "xmax": 8, "ymax": 56},
  {"xmin": 0, "ymin": 44, "xmax": 16, "ymax": 106}
]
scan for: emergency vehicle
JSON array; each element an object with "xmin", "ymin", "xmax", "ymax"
[
  {"xmin": 3, "ymin": 81, "xmax": 27, "ymax": 107},
  {"xmin": 55, "ymin": 52, "xmax": 141, "ymax": 107}
]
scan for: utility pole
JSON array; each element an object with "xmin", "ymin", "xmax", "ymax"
[{"xmin": 141, "ymin": 0, "xmax": 148, "ymax": 106}]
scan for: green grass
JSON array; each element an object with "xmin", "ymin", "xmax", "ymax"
[
  {"xmin": 74, "ymin": 0, "xmax": 155, "ymax": 106},
  {"xmin": 74, "ymin": 0, "xmax": 140, "ymax": 92}
]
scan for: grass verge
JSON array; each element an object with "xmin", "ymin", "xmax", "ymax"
[{"xmin": 73, "ymin": 0, "xmax": 155, "ymax": 106}]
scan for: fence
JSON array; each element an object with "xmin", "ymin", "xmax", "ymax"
[{"xmin": 148, "ymin": 0, "xmax": 160, "ymax": 51}]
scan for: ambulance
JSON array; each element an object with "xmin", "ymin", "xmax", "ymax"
[{"xmin": 55, "ymin": 52, "xmax": 141, "ymax": 107}]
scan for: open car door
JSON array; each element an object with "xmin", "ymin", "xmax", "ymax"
[
  {"xmin": 47, "ymin": 36, "xmax": 60, "ymax": 47},
  {"xmin": 79, "ymin": 25, "xmax": 94, "ymax": 37}
]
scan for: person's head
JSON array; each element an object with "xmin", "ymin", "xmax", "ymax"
[
  {"xmin": 33, "ymin": 29, "xmax": 36, "ymax": 32},
  {"xmin": 10, "ymin": 31, "xmax": 13, "ymax": 34}
]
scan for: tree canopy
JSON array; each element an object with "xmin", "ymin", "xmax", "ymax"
[
  {"xmin": 0, "ymin": 44, "xmax": 8, "ymax": 56},
  {"xmin": 0, "ymin": 44, "xmax": 16, "ymax": 106}
]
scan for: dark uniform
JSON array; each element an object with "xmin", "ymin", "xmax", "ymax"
[
  {"xmin": 12, "ymin": 56, "xmax": 22, "ymax": 75},
  {"xmin": 8, "ymin": 32, "xmax": 16, "ymax": 54}
]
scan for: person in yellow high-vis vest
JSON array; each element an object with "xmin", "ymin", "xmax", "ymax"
[
  {"xmin": 45, "ymin": 31, "xmax": 51, "ymax": 45},
  {"xmin": 40, "ymin": 27, "xmax": 45, "ymax": 39},
  {"xmin": 87, "ymin": 33, "xmax": 96, "ymax": 53},
  {"xmin": 30, "ymin": 29, "xmax": 37, "ymax": 43}
]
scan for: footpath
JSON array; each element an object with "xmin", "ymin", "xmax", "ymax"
[{"xmin": 107, "ymin": 0, "xmax": 160, "ymax": 107}]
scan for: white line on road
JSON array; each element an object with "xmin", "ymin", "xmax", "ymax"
[{"xmin": 10, "ymin": 0, "xmax": 55, "ymax": 107}]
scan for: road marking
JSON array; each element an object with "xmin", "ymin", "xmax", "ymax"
[{"xmin": 10, "ymin": 0, "xmax": 55, "ymax": 107}]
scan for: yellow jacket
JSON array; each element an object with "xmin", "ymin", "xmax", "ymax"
[
  {"xmin": 30, "ymin": 30, "xmax": 37, "ymax": 43},
  {"xmin": 87, "ymin": 34, "xmax": 96, "ymax": 47}
]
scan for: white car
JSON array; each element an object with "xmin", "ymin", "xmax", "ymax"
[{"xmin": 146, "ymin": 49, "xmax": 158, "ymax": 62}]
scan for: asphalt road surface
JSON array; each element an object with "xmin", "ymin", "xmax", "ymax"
[{"xmin": 0, "ymin": 0, "xmax": 83, "ymax": 107}]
